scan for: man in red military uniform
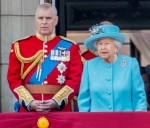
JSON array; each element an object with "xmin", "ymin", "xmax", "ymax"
[{"xmin": 7, "ymin": 3, "xmax": 83, "ymax": 112}]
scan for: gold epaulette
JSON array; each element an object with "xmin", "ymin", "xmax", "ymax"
[
  {"xmin": 80, "ymin": 48, "xmax": 89, "ymax": 55},
  {"xmin": 91, "ymin": 50, "xmax": 97, "ymax": 55},
  {"xmin": 80, "ymin": 48, "xmax": 97, "ymax": 64},
  {"xmin": 81, "ymin": 48, "xmax": 97, "ymax": 56},
  {"xmin": 14, "ymin": 42, "xmax": 43, "ymax": 80},
  {"xmin": 52, "ymin": 85, "xmax": 74, "ymax": 105},
  {"xmin": 60, "ymin": 36, "xmax": 77, "ymax": 44},
  {"xmin": 14, "ymin": 86, "xmax": 34, "ymax": 106},
  {"xmin": 81, "ymin": 56, "xmax": 86, "ymax": 64},
  {"xmin": 13, "ymin": 35, "xmax": 32, "ymax": 44}
]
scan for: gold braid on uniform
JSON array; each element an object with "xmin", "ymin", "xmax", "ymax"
[
  {"xmin": 14, "ymin": 86, "xmax": 34, "ymax": 111},
  {"xmin": 80, "ymin": 48, "xmax": 97, "ymax": 64},
  {"xmin": 80, "ymin": 48, "xmax": 88, "ymax": 64},
  {"xmin": 52, "ymin": 85, "xmax": 74, "ymax": 110},
  {"xmin": 81, "ymin": 56, "xmax": 86, "ymax": 64},
  {"xmin": 59, "ymin": 36, "xmax": 77, "ymax": 44},
  {"xmin": 14, "ymin": 42, "xmax": 43, "ymax": 80}
]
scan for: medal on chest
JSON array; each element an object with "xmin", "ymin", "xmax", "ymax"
[
  {"xmin": 50, "ymin": 47, "xmax": 70, "ymax": 62},
  {"xmin": 50, "ymin": 47, "xmax": 70, "ymax": 84},
  {"xmin": 57, "ymin": 62, "xmax": 67, "ymax": 84}
]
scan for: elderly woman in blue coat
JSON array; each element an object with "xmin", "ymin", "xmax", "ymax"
[{"xmin": 78, "ymin": 23, "xmax": 147, "ymax": 112}]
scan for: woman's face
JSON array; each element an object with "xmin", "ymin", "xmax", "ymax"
[{"xmin": 96, "ymin": 38, "xmax": 117, "ymax": 63}]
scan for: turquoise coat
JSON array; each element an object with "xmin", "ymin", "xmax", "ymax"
[{"xmin": 78, "ymin": 55, "xmax": 147, "ymax": 112}]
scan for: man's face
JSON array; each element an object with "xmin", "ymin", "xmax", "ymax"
[{"xmin": 35, "ymin": 8, "xmax": 58, "ymax": 36}]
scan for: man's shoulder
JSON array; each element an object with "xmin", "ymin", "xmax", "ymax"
[
  {"xmin": 59, "ymin": 36, "xmax": 77, "ymax": 44},
  {"xmin": 13, "ymin": 35, "xmax": 33, "ymax": 43}
]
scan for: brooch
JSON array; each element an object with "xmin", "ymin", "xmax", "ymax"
[{"xmin": 121, "ymin": 58, "xmax": 126, "ymax": 67}]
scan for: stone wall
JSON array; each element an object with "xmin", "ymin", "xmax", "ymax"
[{"xmin": 0, "ymin": 0, "xmax": 39, "ymax": 112}]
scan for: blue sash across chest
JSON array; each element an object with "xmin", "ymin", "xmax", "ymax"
[{"xmin": 28, "ymin": 40, "xmax": 72, "ymax": 84}]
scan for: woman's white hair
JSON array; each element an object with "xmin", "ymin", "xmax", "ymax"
[{"xmin": 114, "ymin": 40, "xmax": 122, "ymax": 49}]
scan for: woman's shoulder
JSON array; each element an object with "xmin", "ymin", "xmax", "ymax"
[
  {"xmin": 84, "ymin": 57, "xmax": 103, "ymax": 67},
  {"xmin": 118, "ymin": 54, "xmax": 138, "ymax": 67},
  {"xmin": 118, "ymin": 54, "xmax": 135, "ymax": 61},
  {"xmin": 88, "ymin": 56, "xmax": 102, "ymax": 63}
]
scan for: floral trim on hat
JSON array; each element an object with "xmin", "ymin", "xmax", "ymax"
[{"xmin": 89, "ymin": 24, "xmax": 105, "ymax": 35}]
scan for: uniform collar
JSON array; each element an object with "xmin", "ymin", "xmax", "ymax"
[{"xmin": 36, "ymin": 32, "xmax": 56, "ymax": 41}]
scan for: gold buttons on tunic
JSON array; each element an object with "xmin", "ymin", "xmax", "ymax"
[
  {"xmin": 44, "ymin": 45, "xmax": 48, "ymax": 48},
  {"xmin": 10, "ymin": 49, "xmax": 14, "ymax": 52},
  {"xmin": 43, "ymin": 81, "xmax": 48, "ymax": 85},
  {"xmin": 44, "ymin": 55, "xmax": 48, "ymax": 58},
  {"xmin": 44, "ymin": 50, "xmax": 48, "ymax": 53}
]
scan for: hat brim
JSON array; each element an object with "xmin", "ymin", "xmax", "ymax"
[{"xmin": 84, "ymin": 33, "xmax": 126, "ymax": 50}]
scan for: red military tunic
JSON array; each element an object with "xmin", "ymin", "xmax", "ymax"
[
  {"xmin": 7, "ymin": 33, "xmax": 83, "ymax": 112},
  {"xmin": 81, "ymin": 48, "xmax": 97, "ymax": 64}
]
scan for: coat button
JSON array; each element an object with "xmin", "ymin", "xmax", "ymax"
[
  {"xmin": 43, "ymin": 81, "xmax": 48, "ymax": 84},
  {"xmin": 106, "ymin": 91, "xmax": 111, "ymax": 95},
  {"xmin": 44, "ymin": 44, "xmax": 48, "ymax": 48},
  {"xmin": 108, "ymin": 106, "xmax": 112, "ymax": 110},
  {"xmin": 107, "ymin": 65, "xmax": 111, "ymax": 68},
  {"xmin": 106, "ymin": 78, "xmax": 111, "ymax": 81},
  {"xmin": 44, "ymin": 55, "xmax": 47, "ymax": 58},
  {"xmin": 44, "ymin": 50, "xmax": 48, "ymax": 53}
]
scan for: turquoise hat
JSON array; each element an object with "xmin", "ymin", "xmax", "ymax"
[{"xmin": 84, "ymin": 24, "xmax": 126, "ymax": 50}]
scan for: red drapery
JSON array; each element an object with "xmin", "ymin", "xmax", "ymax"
[{"xmin": 0, "ymin": 112, "xmax": 149, "ymax": 128}]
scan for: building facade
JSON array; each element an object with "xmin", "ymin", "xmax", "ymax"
[{"xmin": 0, "ymin": 0, "xmax": 150, "ymax": 112}]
